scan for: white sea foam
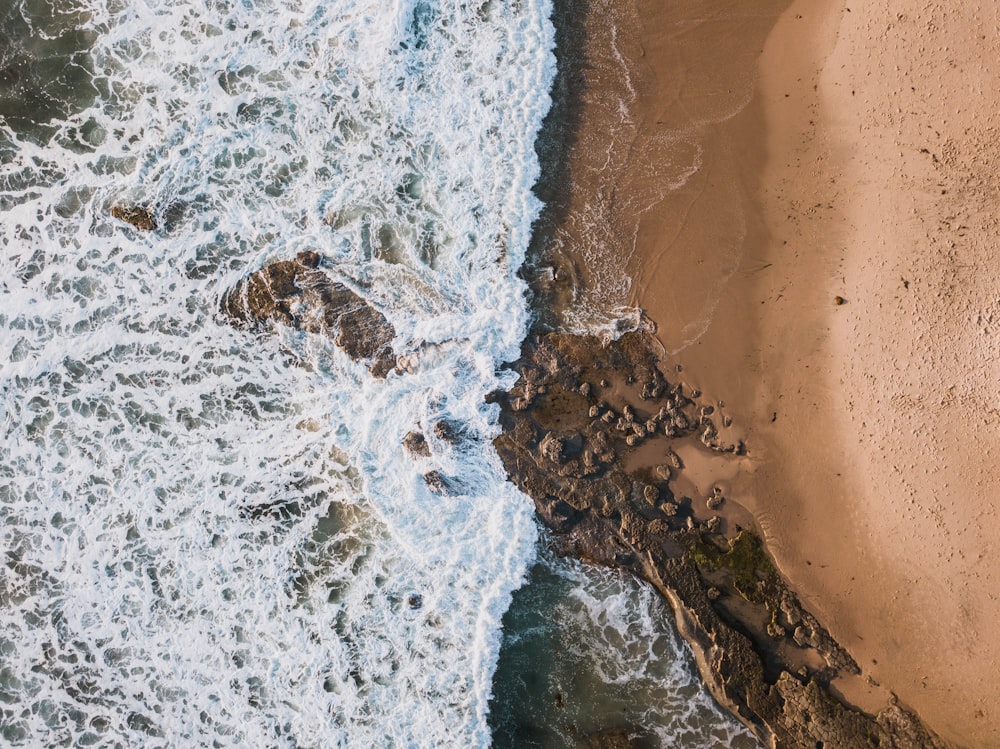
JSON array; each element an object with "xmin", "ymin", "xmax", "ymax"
[{"xmin": 0, "ymin": 0, "xmax": 553, "ymax": 744}]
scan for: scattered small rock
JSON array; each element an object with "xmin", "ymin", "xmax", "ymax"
[
  {"xmin": 511, "ymin": 396, "xmax": 531, "ymax": 412},
  {"xmin": 539, "ymin": 432, "xmax": 564, "ymax": 463},
  {"xmin": 648, "ymin": 518, "xmax": 671, "ymax": 535},
  {"xmin": 793, "ymin": 625, "xmax": 811, "ymax": 647},
  {"xmin": 707, "ymin": 487, "xmax": 725, "ymax": 511},
  {"xmin": 659, "ymin": 501, "xmax": 678, "ymax": 517},
  {"xmin": 700, "ymin": 421, "xmax": 719, "ymax": 447}
]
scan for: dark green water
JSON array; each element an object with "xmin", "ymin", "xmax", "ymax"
[
  {"xmin": 489, "ymin": 552, "xmax": 760, "ymax": 748},
  {"xmin": 0, "ymin": 0, "xmax": 97, "ymax": 139}
]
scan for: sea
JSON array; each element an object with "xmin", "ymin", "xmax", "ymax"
[{"xmin": 0, "ymin": 0, "xmax": 758, "ymax": 746}]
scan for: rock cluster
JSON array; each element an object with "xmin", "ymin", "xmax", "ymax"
[
  {"xmin": 221, "ymin": 251, "xmax": 397, "ymax": 377},
  {"xmin": 494, "ymin": 331, "xmax": 943, "ymax": 749}
]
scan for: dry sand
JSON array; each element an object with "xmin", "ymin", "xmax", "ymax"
[
  {"xmin": 747, "ymin": 3, "xmax": 1000, "ymax": 745},
  {"xmin": 551, "ymin": 0, "xmax": 1000, "ymax": 745}
]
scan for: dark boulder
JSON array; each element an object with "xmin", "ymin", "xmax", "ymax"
[{"xmin": 403, "ymin": 431, "xmax": 431, "ymax": 458}]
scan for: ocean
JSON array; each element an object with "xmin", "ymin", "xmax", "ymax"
[{"xmin": 0, "ymin": 0, "xmax": 756, "ymax": 745}]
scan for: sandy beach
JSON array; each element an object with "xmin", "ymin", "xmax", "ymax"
[
  {"xmin": 547, "ymin": 0, "xmax": 1000, "ymax": 745},
  {"xmin": 745, "ymin": 3, "xmax": 1000, "ymax": 744}
]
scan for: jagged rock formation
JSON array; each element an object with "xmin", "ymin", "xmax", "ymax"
[
  {"xmin": 214, "ymin": 242, "xmax": 941, "ymax": 744},
  {"xmin": 403, "ymin": 431, "xmax": 431, "ymax": 458},
  {"xmin": 492, "ymin": 331, "xmax": 944, "ymax": 749},
  {"xmin": 220, "ymin": 251, "xmax": 397, "ymax": 377}
]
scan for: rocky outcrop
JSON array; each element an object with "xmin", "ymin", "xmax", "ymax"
[
  {"xmin": 110, "ymin": 204, "xmax": 156, "ymax": 231},
  {"xmin": 221, "ymin": 251, "xmax": 396, "ymax": 377},
  {"xmin": 495, "ymin": 331, "xmax": 943, "ymax": 749}
]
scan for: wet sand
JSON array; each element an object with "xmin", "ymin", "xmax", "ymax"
[{"xmin": 547, "ymin": 0, "xmax": 1000, "ymax": 745}]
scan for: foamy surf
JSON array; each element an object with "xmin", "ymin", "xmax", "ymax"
[{"xmin": 1, "ymin": 0, "xmax": 551, "ymax": 744}]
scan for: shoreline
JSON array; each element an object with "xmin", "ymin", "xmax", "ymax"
[
  {"xmin": 523, "ymin": 0, "xmax": 1000, "ymax": 745},
  {"xmin": 493, "ymin": 328, "xmax": 943, "ymax": 747}
]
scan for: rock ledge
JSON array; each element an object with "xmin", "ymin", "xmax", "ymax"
[{"xmin": 494, "ymin": 331, "xmax": 943, "ymax": 749}]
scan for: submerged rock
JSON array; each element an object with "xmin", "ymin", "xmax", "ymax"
[
  {"xmin": 403, "ymin": 431, "xmax": 431, "ymax": 458},
  {"xmin": 576, "ymin": 726, "xmax": 656, "ymax": 749},
  {"xmin": 422, "ymin": 470, "xmax": 462, "ymax": 496},
  {"xmin": 432, "ymin": 420, "xmax": 461, "ymax": 445},
  {"xmin": 221, "ymin": 251, "xmax": 396, "ymax": 377}
]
